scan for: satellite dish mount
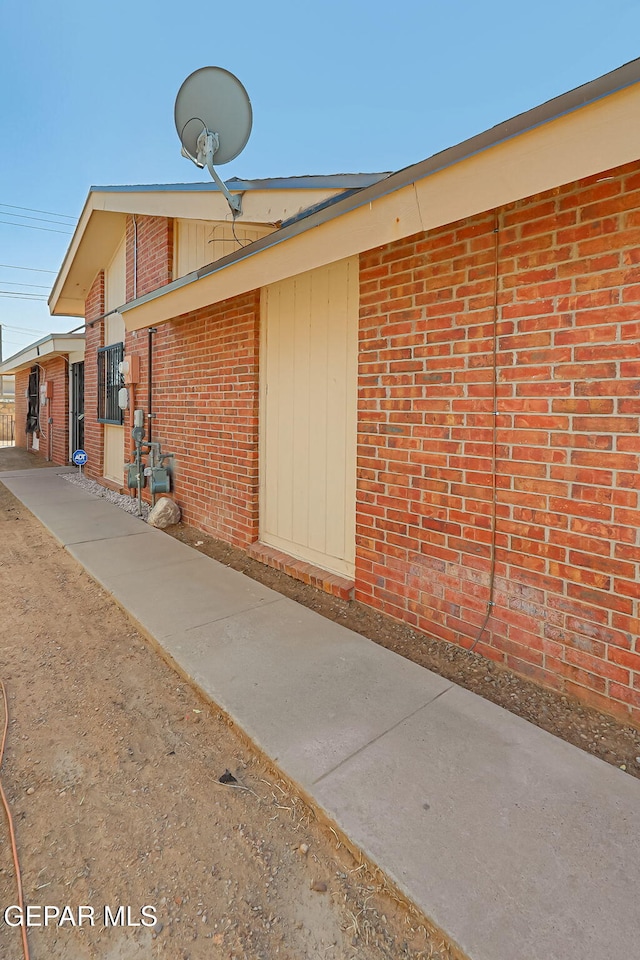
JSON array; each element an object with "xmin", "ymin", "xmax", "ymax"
[
  {"xmin": 175, "ymin": 67, "xmax": 253, "ymax": 218},
  {"xmin": 188, "ymin": 128, "xmax": 241, "ymax": 215}
]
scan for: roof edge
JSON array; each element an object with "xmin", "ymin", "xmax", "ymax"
[
  {"xmin": 0, "ymin": 334, "xmax": 85, "ymax": 375},
  {"xmin": 89, "ymin": 173, "xmax": 392, "ymax": 194},
  {"xmin": 119, "ymin": 56, "xmax": 640, "ymax": 319}
]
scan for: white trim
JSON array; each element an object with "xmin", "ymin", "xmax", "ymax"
[{"xmin": 0, "ymin": 336, "xmax": 85, "ymax": 376}]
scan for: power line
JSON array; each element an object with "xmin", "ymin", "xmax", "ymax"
[
  {"xmin": 0, "ymin": 201, "xmax": 75, "ymax": 221},
  {"xmin": 0, "ymin": 291, "xmax": 48, "ymax": 300},
  {"xmin": 0, "ymin": 280, "xmax": 51, "ymax": 289},
  {"xmin": 1, "ymin": 323, "xmax": 50, "ymax": 335},
  {"xmin": 0, "ymin": 219, "xmax": 72, "ymax": 236},
  {"xmin": 0, "ymin": 292, "xmax": 48, "ymax": 299},
  {"xmin": 3, "ymin": 340, "xmax": 36, "ymax": 350},
  {"xmin": 0, "ymin": 210, "xmax": 75, "ymax": 228},
  {"xmin": 0, "ymin": 264, "xmax": 56, "ymax": 274}
]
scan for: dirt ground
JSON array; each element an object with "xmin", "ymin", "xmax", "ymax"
[
  {"xmin": 0, "ymin": 451, "xmax": 454, "ymax": 960},
  {"xmin": 6, "ymin": 449, "xmax": 639, "ymax": 782},
  {"xmin": 1, "ymin": 447, "xmax": 639, "ymax": 960}
]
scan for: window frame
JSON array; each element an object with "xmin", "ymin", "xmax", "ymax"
[{"xmin": 97, "ymin": 342, "xmax": 124, "ymax": 425}]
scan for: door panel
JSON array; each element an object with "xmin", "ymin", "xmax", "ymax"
[
  {"xmin": 260, "ymin": 258, "xmax": 357, "ymax": 578},
  {"xmin": 103, "ymin": 424, "xmax": 125, "ymax": 485}
]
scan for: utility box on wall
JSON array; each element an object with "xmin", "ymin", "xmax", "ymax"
[
  {"xmin": 40, "ymin": 381, "xmax": 53, "ymax": 402},
  {"xmin": 120, "ymin": 355, "xmax": 140, "ymax": 385}
]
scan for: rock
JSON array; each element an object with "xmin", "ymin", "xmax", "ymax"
[
  {"xmin": 26, "ymin": 786, "xmax": 35, "ymax": 795},
  {"xmin": 218, "ymin": 770, "xmax": 238, "ymax": 785},
  {"xmin": 153, "ymin": 921, "xmax": 164, "ymax": 935},
  {"xmin": 298, "ymin": 843, "xmax": 309, "ymax": 856},
  {"xmin": 147, "ymin": 498, "xmax": 181, "ymax": 528},
  {"xmin": 310, "ymin": 880, "xmax": 327, "ymax": 893}
]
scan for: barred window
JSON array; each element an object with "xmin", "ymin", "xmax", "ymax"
[{"xmin": 97, "ymin": 342, "xmax": 124, "ymax": 424}]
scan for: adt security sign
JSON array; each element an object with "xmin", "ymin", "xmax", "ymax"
[{"xmin": 72, "ymin": 449, "xmax": 88, "ymax": 467}]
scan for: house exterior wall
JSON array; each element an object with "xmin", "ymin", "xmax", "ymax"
[
  {"xmin": 174, "ymin": 219, "xmax": 273, "ymax": 278},
  {"xmin": 14, "ymin": 370, "xmax": 28, "ymax": 449},
  {"xmin": 11, "ymin": 358, "xmax": 69, "ymax": 463},
  {"xmin": 84, "ymin": 271, "xmax": 105, "ymax": 480},
  {"xmin": 45, "ymin": 356, "xmax": 70, "ymax": 465},
  {"xmin": 119, "ymin": 214, "xmax": 259, "ymax": 544},
  {"xmin": 123, "ymin": 292, "xmax": 261, "ymax": 546},
  {"xmin": 356, "ymin": 159, "xmax": 640, "ymax": 725},
  {"xmin": 126, "ymin": 215, "xmax": 174, "ymax": 296},
  {"xmin": 260, "ymin": 260, "xmax": 359, "ymax": 577},
  {"xmin": 78, "ymin": 166, "xmax": 640, "ymax": 724}
]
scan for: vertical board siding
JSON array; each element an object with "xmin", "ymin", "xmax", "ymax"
[
  {"xmin": 175, "ymin": 219, "xmax": 273, "ymax": 278},
  {"xmin": 103, "ymin": 424, "xmax": 124, "ymax": 484},
  {"xmin": 103, "ymin": 235, "xmax": 126, "ymax": 481},
  {"xmin": 261, "ymin": 258, "xmax": 358, "ymax": 577},
  {"xmin": 105, "ymin": 237, "xmax": 126, "ymax": 344}
]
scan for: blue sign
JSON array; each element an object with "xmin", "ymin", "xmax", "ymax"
[{"xmin": 72, "ymin": 449, "xmax": 88, "ymax": 466}]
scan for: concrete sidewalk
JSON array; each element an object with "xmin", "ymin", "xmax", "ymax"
[{"xmin": 2, "ymin": 465, "xmax": 639, "ymax": 960}]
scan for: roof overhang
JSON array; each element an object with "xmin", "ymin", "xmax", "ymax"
[
  {"xmin": 0, "ymin": 335, "xmax": 85, "ymax": 375},
  {"xmin": 49, "ymin": 176, "xmax": 389, "ymax": 318},
  {"xmin": 118, "ymin": 58, "xmax": 640, "ymax": 332}
]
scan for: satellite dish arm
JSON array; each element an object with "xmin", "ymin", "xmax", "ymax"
[{"xmin": 196, "ymin": 129, "xmax": 243, "ymax": 216}]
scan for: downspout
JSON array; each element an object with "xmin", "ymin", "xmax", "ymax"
[
  {"xmin": 132, "ymin": 216, "xmax": 138, "ymax": 300},
  {"xmin": 468, "ymin": 210, "xmax": 501, "ymax": 653},
  {"xmin": 128, "ymin": 380, "xmax": 136, "ymax": 460},
  {"xmin": 148, "ymin": 327, "xmax": 156, "ymax": 444}
]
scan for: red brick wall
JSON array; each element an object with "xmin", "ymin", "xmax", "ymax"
[
  {"xmin": 123, "ymin": 291, "xmax": 261, "ymax": 547},
  {"xmin": 84, "ymin": 272, "xmax": 105, "ymax": 480},
  {"xmin": 126, "ymin": 215, "xmax": 173, "ymax": 300},
  {"xmin": 357, "ymin": 159, "xmax": 640, "ymax": 725},
  {"xmin": 14, "ymin": 370, "xmax": 28, "ymax": 449},
  {"xmin": 43, "ymin": 356, "xmax": 69, "ymax": 464},
  {"xmin": 82, "ymin": 217, "xmax": 173, "ymax": 486},
  {"xmin": 12, "ymin": 359, "xmax": 68, "ymax": 463}
]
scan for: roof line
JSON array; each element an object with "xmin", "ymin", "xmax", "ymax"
[
  {"xmin": 89, "ymin": 174, "xmax": 391, "ymax": 194},
  {"xmin": 0, "ymin": 333, "xmax": 85, "ymax": 373},
  {"xmin": 121, "ymin": 56, "xmax": 640, "ymax": 315}
]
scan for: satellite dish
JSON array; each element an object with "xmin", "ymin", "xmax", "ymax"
[{"xmin": 174, "ymin": 66, "xmax": 253, "ymax": 216}]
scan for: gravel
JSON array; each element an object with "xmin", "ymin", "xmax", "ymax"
[{"xmin": 62, "ymin": 471, "xmax": 150, "ymax": 519}]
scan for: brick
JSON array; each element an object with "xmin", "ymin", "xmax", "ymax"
[{"xmin": 76, "ymin": 161, "xmax": 640, "ymax": 725}]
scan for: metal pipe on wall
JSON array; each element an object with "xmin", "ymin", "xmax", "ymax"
[
  {"xmin": 132, "ymin": 215, "xmax": 138, "ymax": 300},
  {"xmin": 147, "ymin": 327, "xmax": 156, "ymax": 444}
]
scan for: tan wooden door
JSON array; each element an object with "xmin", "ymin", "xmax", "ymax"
[
  {"xmin": 103, "ymin": 238, "xmax": 126, "ymax": 484},
  {"xmin": 260, "ymin": 258, "xmax": 358, "ymax": 577}
]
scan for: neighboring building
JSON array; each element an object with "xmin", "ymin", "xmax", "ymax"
[
  {"xmin": 0, "ymin": 374, "xmax": 15, "ymax": 400},
  {"xmin": 0, "ymin": 335, "xmax": 85, "ymax": 463},
  {"xmin": 0, "ymin": 374, "xmax": 15, "ymax": 447},
  {"xmin": 10, "ymin": 57, "xmax": 640, "ymax": 724}
]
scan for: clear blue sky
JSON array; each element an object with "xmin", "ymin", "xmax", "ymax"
[{"xmin": 1, "ymin": 0, "xmax": 639, "ymax": 357}]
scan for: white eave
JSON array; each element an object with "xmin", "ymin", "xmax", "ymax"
[
  {"xmin": 0, "ymin": 334, "xmax": 85, "ymax": 375},
  {"xmin": 48, "ymin": 176, "xmax": 388, "ymax": 318}
]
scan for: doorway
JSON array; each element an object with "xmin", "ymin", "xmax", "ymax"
[{"xmin": 71, "ymin": 361, "xmax": 84, "ymax": 454}]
